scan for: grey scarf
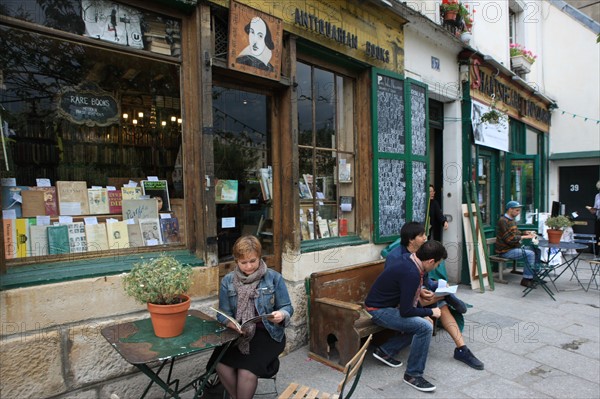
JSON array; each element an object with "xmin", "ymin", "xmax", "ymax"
[{"xmin": 233, "ymin": 259, "xmax": 267, "ymax": 354}]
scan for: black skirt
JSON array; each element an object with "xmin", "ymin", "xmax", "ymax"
[{"xmin": 216, "ymin": 327, "xmax": 285, "ymax": 377}]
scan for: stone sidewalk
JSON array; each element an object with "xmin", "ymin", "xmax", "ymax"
[{"xmin": 266, "ymin": 256, "xmax": 600, "ymax": 399}]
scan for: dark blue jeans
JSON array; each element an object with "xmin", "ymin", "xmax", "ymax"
[
  {"xmin": 368, "ymin": 307, "xmax": 433, "ymax": 377},
  {"xmin": 500, "ymin": 246, "xmax": 541, "ymax": 279}
]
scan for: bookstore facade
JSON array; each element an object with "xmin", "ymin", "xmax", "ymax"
[
  {"xmin": 458, "ymin": 51, "xmax": 552, "ymax": 282},
  {"xmin": 0, "ymin": 1, "xmax": 431, "ymax": 396}
]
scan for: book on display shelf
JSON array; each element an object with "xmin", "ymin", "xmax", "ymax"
[
  {"xmin": 56, "ymin": 181, "xmax": 90, "ymax": 215},
  {"xmin": 48, "ymin": 224, "xmax": 70, "ymax": 255}
]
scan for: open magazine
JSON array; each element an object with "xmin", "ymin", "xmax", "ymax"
[
  {"xmin": 434, "ymin": 279, "xmax": 458, "ymax": 297},
  {"xmin": 210, "ymin": 307, "xmax": 275, "ymax": 330}
]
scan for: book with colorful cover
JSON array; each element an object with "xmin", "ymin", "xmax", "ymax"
[
  {"xmin": 87, "ymin": 188, "xmax": 110, "ymax": 215},
  {"xmin": 141, "ymin": 180, "xmax": 170, "ymax": 211},
  {"xmin": 29, "ymin": 224, "xmax": 48, "ymax": 256},
  {"xmin": 3, "ymin": 218, "xmax": 17, "ymax": 259},
  {"xmin": 106, "ymin": 220, "xmax": 130, "ymax": 249},
  {"xmin": 122, "ymin": 199, "xmax": 159, "ymax": 221},
  {"xmin": 15, "ymin": 218, "xmax": 34, "ymax": 258},
  {"xmin": 47, "ymin": 224, "xmax": 70, "ymax": 255},
  {"xmin": 67, "ymin": 221, "xmax": 88, "ymax": 253},
  {"xmin": 26, "ymin": 186, "xmax": 58, "ymax": 216},
  {"xmin": 84, "ymin": 223, "xmax": 109, "ymax": 252},
  {"xmin": 56, "ymin": 181, "xmax": 90, "ymax": 215},
  {"xmin": 159, "ymin": 217, "xmax": 180, "ymax": 244},
  {"xmin": 215, "ymin": 179, "xmax": 239, "ymax": 204},
  {"xmin": 121, "ymin": 186, "xmax": 142, "ymax": 200},
  {"xmin": 107, "ymin": 189, "xmax": 123, "ymax": 214}
]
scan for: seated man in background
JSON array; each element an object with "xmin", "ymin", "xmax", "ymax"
[
  {"xmin": 396, "ymin": 222, "xmax": 483, "ymax": 371},
  {"xmin": 365, "ymin": 240, "xmax": 447, "ymax": 392},
  {"xmin": 495, "ymin": 201, "xmax": 540, "ymax": 288}
]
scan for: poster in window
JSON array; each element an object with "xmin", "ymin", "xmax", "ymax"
[
  {"xmin": 228, "ymin": 1, "xmax": 283, "ymax": 81},
  {"xmin": 81, "ymin": 0, "xmax": 144, "ymax": 49}
]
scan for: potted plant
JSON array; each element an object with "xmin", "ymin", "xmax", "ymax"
[
  {"xmin": 478, "ymin": 96, "xmax": 508, "ymax": 127},
  {"xmin": 123, "ymin": 253, "xmax": 194, "ymax": 338},
  {"xmin": 510, "ymin": 43, "xmax": 537, "ymax": 74},
  {"xmin": 544, "ymin": 215, "xmax": 574, "ymax": 244},
  {"xmin": 441, "ymin": 1, "xmax": 460, "ymax": 21}
]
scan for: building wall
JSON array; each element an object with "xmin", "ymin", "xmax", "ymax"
[
  {"xmin": 0, "ymin": 267, "xmax": 221, "ymax": 398},
  {"xmin": 542, "ymin": 2, "xmax": 600, "ymax": 158}
]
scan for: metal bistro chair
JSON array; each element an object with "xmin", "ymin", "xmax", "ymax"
[
  {"xmin": 522, "ymin": 244, "xmax": 558, "ymax": 299},
  {"xmin": 572, "ymin": 233, "xmax": 599, "ymax": 291},
  {"xmin": 278, "ymin": 334, "xmax": 373, "ymax": 399}
]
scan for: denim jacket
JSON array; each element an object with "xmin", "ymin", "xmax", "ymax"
[{"xmin": 218, "ymin": 269, "xmax": 293, "ymax": 342}]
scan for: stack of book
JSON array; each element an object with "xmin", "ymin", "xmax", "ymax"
[{"xmin": 144, "ymin": 20, "xmax": 171, "ymax": 56}]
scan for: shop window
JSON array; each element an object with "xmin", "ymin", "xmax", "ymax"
[
  {"xmin": 508, "ymin": 157, "xmax": 538, "ymax": 224},
  {"xmin": 297, "ymin": 61, "xmax": 356, "ymax": 240},
  {"xmin": 477, "ymin": 155, "xmax": 492, "ymax": 225},
  {"xmin": 2, "ymin": 0, "xmax": 183, "ymax": 58},
  {"xmin": 1, "ymin": 5, "xmax": 183, "ymax": 263},
  {"xmin": 525, "ymin": 128, "xmax": 538, "ymax": 155},
  {"xmin": 212, "ymin": 87, "xmax": 272, "ymax": 260}
]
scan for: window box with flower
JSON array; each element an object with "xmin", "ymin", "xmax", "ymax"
[
  {"xmin": 441, "ymin": 0, "xmax": 460, "ymax": 22},
  {"xmin": 510, "ymin": 43, "xmax": 537, "ymax": 74}
]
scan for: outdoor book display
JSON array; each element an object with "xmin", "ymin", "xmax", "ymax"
[{"xmin": 2, "ymin": 178, "xmax": 183, "ymax": 260}]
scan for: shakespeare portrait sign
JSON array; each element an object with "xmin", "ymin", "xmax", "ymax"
[{"xmin": 228, "ymin": 1, "xmax": 283, "ymax": 81}]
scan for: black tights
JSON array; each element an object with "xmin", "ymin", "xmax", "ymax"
[{"xmin": 216, "ymin": 362, "xmax": 258, "ymax": 399}]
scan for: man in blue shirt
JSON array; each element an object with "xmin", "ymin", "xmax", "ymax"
[
  {"xmin": 364, "ymin": 240, "xmax": 447, "ymax": 392},
  {"xmin": 396, "ymin": 222, "xmax": 483, "ymax": 372}
]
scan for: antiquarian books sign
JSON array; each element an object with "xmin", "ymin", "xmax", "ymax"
[
  {"xmin": 57, "ymin": 83, "xmax": 119, "ymax": 127},
  {"xmin": 228, "ymin": 1, "xmax": 283, "ymax": 81}
]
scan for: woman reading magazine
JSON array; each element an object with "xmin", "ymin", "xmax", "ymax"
[{"xmin": 212, "ymin": 235, "xmax": 294, "ymax": 399}]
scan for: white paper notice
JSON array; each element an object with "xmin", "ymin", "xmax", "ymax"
[
  {"xmin": 84, "ymin": 217, "xmax": 99, "ymax": 225},
  {"xmin": 61, "ymin": 202, "xmax": 82, "ymax": 215},
  {"xmin": 36, "ymin": 178, "xmax": 51, "ymax": 187},
  {"xmin": 36, "ymin": 215, "xmax": 51, "ymax": 225},
  {"xmin": 222, "ymin": 217, "xmax": 236, "ymax": 228},
  {"xmin": 146, "ymin": 239, "xmax": 159, "ymax": 246},
  {"xmin": 2, "ymin": 209, "xmax": 17, "ymax": 219},
  {"xmin": 340, "ymin": 203, "xmax": 352, "ymax": 212},
  {"xmin": 1, "ymin": 178, "xmax": 16, "ymax": 186},
  {"xmin": 59, "ymin": 216, "xmax": 74, "ymax": 224}
]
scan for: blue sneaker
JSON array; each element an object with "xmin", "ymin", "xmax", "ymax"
[
  {"xmin": 454, "ymin": 346, "xmax": 484, "ymax": 370},
  {"xmin": 445, "ymin": 293, "xmax": 467, "ymax": 314}
]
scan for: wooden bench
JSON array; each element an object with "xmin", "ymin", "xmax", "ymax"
[
  {"xmin": 308, "ymin": 260, "xmax": 386, "ymax": 371},
  {"xmin": 486, "ymin": 238, "xmax": 519, "ymax": 284}
]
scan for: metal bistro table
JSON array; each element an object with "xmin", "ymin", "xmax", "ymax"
[
  {"xmin": 101, "ymin": 310, "xmax": 238, "ymax": 399},
  {"xmin": 524, "ymin": 240, "xmax": 588, "ymax": 300}
]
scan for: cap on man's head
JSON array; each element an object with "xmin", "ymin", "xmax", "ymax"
[{"xmin": 506, "ymin": 200, "xmax": 523, "ymax": 210}]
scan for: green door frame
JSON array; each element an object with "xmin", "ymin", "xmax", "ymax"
[{"xmin": 475, "ymin": 148, "xmax": 499, "ymax": 235}]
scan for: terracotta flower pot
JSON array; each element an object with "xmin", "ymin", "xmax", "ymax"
[
  {"xmin": 547, "ymin": 229, "xmax": 563, "ymax": 244},
  {"xmin": 147, "ymin": 294, "xmax": 191, "ymax": 338}
]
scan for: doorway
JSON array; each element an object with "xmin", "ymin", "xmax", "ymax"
[
  {"xmin": 559, "ymin": 165, "xmax": 600, "ymax": 235},
  {"xmin": 212, "ymin": 86, "xmax": 273, "ymax": 261}
]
